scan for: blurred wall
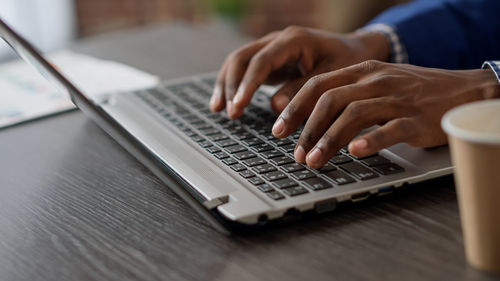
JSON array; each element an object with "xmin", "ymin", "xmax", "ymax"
[
  {"xmin": 0, "ymin": 0, "xmax": 75, "ymax": 60},
  {"xmin": 76, "ymin": 0, "xmax": 409, "ymax": 38}
]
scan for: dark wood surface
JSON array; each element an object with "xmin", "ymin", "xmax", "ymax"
[{"xmin": 1, "ymin": 23, "xmax": 499, "ymax": 281}]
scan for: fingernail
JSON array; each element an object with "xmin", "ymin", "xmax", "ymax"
[
  {"xmin": 210, "ymin": 87, "xmax": 221, "ymax": 110},
  {"xmin": 294, "ymin": 145, "xmax": 306, "ymax": 163},
  {"xmin": 272, "ymin": 117, "xmax": 285, "ymax": 136},
  {"xmin": 233, "ymin": 87, "xmax": 245, "ymax": 106},
  {"xmin": 274, "ymin": 95, "xmax": 289, "ymax": 112},
  {"xmin": 210, "ymin": 94, "xmax": 218, "ymax": 110},
  {"xmin": 307, "ymin": 147, "xmax": 322, "ymax": 164},
  {"xmin": 349, "ymin": 138, "xmax": 368, "ymax": 152},
  {"xmin": 226, "ymin": 100, "xmax": 233, "ymax": 117}
]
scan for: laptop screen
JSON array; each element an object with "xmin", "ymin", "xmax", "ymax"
[{"xmin": 0, "ymin": 17, "xmax": 93, "ymax": 108}]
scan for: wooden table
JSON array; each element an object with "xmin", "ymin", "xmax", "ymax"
[{"xmin": 1, "ymin": 23, "xmax": 498, "ymax": 281}]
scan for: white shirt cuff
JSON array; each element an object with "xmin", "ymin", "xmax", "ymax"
[
  {"xmin": 358, "ymin": 24, "xmax": 409, "ymax": 64},
  {"xmin": 482, "ymin": 61, "xmax": 500, "ymax": 85}
]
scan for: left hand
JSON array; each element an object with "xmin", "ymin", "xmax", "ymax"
[{"xmin": 271, "ymin": 60, "xmax": 500, "ymax": 169}]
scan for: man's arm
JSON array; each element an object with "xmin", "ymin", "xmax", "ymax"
[{"xmin": 368, "ymin": 0, "xmax": 500, "ymax": 69}]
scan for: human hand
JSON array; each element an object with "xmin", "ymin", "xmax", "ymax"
[
  {"xmin": 209, "ymin": 26, "xmax": 391, "ymax": 119},
  {"xmin": 270, "ymin": 60, "xmax": 500, "ymax": 169}
]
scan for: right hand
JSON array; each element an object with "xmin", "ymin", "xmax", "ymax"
[{"xmin": 209, "ymin": 25, "xmax": 392, "ymax": 119}]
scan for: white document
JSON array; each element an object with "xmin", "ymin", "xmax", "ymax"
[{"xmin": 0, "ymin": 50, "xmax": 159, "ymax": 129}]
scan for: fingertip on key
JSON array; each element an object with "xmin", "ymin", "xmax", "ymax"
[
  {"xmin": 272, "ymin": 117, "xmax": 285, "ymax": 136},
  {"xmin": 294, "ymin": 145, "xmax": 306, "ymax": 163},
  {"xmin": 348, "ymin": 138, "xmax": 369, "ymax": 156},
  {"xmin": 307, "ymin": 147, "xmax": 323, "ymax": 165}
]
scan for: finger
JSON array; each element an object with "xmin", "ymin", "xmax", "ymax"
[
  {"xmin": 348, "ymin": 118, "xmax": 417, "ymax": 158},
  {"xmin": 293, "ymin": 84, "xmax": 371, "ymax": 162},
  {"xmin": 270, "ymin": 66, "xmax": 329, "ymax": 113},
  {"xmin": 210, "ymin": 64, "xmax": 228, "ymax": 112},
  {"xmin": 271, "ymin": 68, "xmax": 361, "ymax": 140},
  {"xmin": 305, "ymin": 98, "xmax": 403, "ymax": 169},
  {"xmin": 273, "ymin": 60, "xmax": 388, "ymax": 139},
  {"xmin": 215, "ymin": 32, "xmax": 278, "ymax": 114},
  {"xmin": 230, "ymin": 31, "xmax": 315, "ymax": 118},
  {"xmin": 224, "ymin": 39, "xmax": 275, "ymax": 116}
]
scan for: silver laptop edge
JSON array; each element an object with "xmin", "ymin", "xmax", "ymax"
[{"xmin": 0, "ymin": 18, "xmax": 454, "ymax": 232}]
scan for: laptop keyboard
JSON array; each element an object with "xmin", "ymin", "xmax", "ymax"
[{"xmin": 135, "ymin": 79, "xmax": 405, "ymax": 201}]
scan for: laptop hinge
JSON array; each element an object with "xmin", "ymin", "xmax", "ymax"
[{"xmin": 203, "ymin": 195, "xmax": 229, "ymax": 210}]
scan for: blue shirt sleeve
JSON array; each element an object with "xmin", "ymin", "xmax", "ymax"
[{"xmin": 368, "ymin": 0, "xmax": 500, "ymax": 70}]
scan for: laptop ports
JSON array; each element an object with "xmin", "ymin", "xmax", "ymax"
[
  {"xmin": 351, "ymin": 192, "xmax": 371, "ymax": 202},
  {"xmin": 377, "ymin": 186, "xmax": 395, "ymax": 196}
]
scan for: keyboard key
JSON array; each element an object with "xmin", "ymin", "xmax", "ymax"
[
  {"xmin": 318, "ymin": 163, "xmax": 337, "ymax": 172},
  {"xmin": 330, "ymin": 154, "xmax": 353, "ymax": 165},
  {"xmin": 258, "ymin": 184, "xmax": 274, "ymax": 192},
  {"xmin": 303, "ymin": 177, "xmax": 333, "ymax": 191},
  {"xmin": 208, "ymin": 133, "xmax": 229, "ymax": 142},
  {"xmin": 233, "ymin": 151, "xmax": 256, "ymax": 160},
  {"xmin": 248, "ymin": 177, "xmax": 265, "ymax": 185},
  {"xmin": 340, "ymin": 162, "xmax": 379, "ymax": 180},
  {"xmin": 239, "ymin": 170, "xmax": 256, "ymax": 179},
  {"xmin": 282, "ymin": 186, "xmax": 309, "ymax": 196},
  {"xmin": 213, "ymin": 152, "xmax": 229, "ymax": 159},
  {"xmin": 222, "ymin": 157, "xmax": 238, "ymax": 166},
  {"xmin": 242, "ymin": 137, "xmax": 265, "ymax": 146},
  {"xmin": 233, "ymin": 131, "xmax": 254, "ymax": 140},
  {"xmin": 272, "ymin": 178, "xmax": 298, "ymax": 189},
  {"xmin": 270, "ymin": 138, "xmax": 293, "ymax": 146},
  {"xmin": 206, "ymin": 146, "xmax": 221, "ymax": 153},
  {"xmin": 291, "ymin": 130, "xmax": 302, "ymax": 139},
  {"xmin": 260, "ymin": 132, "xmax": 277, "ymax": 140},
  {"xmin": 350, "ymin": 153, "xmax": 378, "ymax": 160},
  {"xmin": 184, "ymin": 129, "xmax": 197, "ymax": 137},
  {"xmin": 225, "ymin": 124, "xmax": 243, "ymax": 132},
  {"xmin": 269, "ymin": 156, "xmax": 295, "ymax": 166},
  {"xmin": 217, "ymin": 139, "xmax": 238, "ymax": 147},
  {"xmin": 251, "ymin": 143, "xmax": 274, "ymax": 152},
  {"xmin": 281, "ymin": 144, "xmax": 296, "ymax": 153},
  {"xmin": 191, "ymin": 135, "xmax": 205, "ymax": 142},
  {"xmin": 290, "ymin": 170, "xmax": 316, "ymax": 180},
  {"xmin": 324, "ymin": 170, "xmax": 356, "ymax": 185},
  {"xmin": 255, "ymin": 126, "xmax": 272, "ymax": 135},
  {"xmin": 281, "ymin": 163, "xmax": 306, "ymax": 173},
  {"xmin": 262, "ymin": 171, "xmax": 287, "ymax": 181},
  {"xmin": 193, "ymin": 122, "xmax": 212, "ymax": 130},
  {"xmin": 267, "ymin": 190, "xmax": 285, "ymax": 200},
  {"xmin": 187, "ymin": 117, "xmax": 204, "ymax": 125},
  {"xmin": 230, "ymin": 163, "xmax": 247, "ymax": 172},
  {"xmin": 360, "ymin": 155, "xmax": 390, "ymax": 167},
  {"xmin": 199, "ymin": 141, "xmax": 213, "ymax": 148},
  {"xmin": 260, "ymin": 150, "xmax": 284, "ymax": 159},
  {"xmin": 182, "ymin": 114, "xmax": 199, "ymax": 121},
  {"xmin": 225, "ymin": 145, "xmax": 247, "ymax": 154},
  {"xmin": 216, "ymin": 118, "xmax": 230, "ymax": 126},
  {"xmin": 200, "ymin": 127, "xmax": 220, "ymax": 136},
  {"xmin": 241, "ymin": 157, "xmax": 267, "ymax": 167},
  {"xmin": 253, "ymin": 164, "xmax": 277, "ymax": 174},
  {"xmin": 373, "ymin": 163, "xmax": 405, "ymax": 175}
]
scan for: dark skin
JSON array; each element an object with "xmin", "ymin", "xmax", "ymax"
[{"xmin": 210, "ymin": 26, "xmax": 500, "ymax": 168}]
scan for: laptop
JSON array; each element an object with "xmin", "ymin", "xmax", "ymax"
[{"xmin": 0, "ymin": 18, "xmax": 453, "ymax": 234}]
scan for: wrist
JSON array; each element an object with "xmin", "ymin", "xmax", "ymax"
[
  {"xmin": 467, "ymin": 69, "xmax": 500, "ymax": 100},
  {"xmin": 350, "ymin": 31, "xmax": 391, "ymax": 63}
]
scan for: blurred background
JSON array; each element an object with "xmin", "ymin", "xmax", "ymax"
[{"xmin": 0, "ymin": 0, "xmax": 409, "ymax": 60}]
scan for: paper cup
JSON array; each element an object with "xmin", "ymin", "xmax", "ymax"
[{"xmin": 442, "ymin": 99, "xmax": 500, "ymax": 273}]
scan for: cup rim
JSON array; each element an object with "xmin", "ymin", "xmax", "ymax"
[{"xmin": 441, "ymin": 99, "xmax": 500, "ymax": 145}]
